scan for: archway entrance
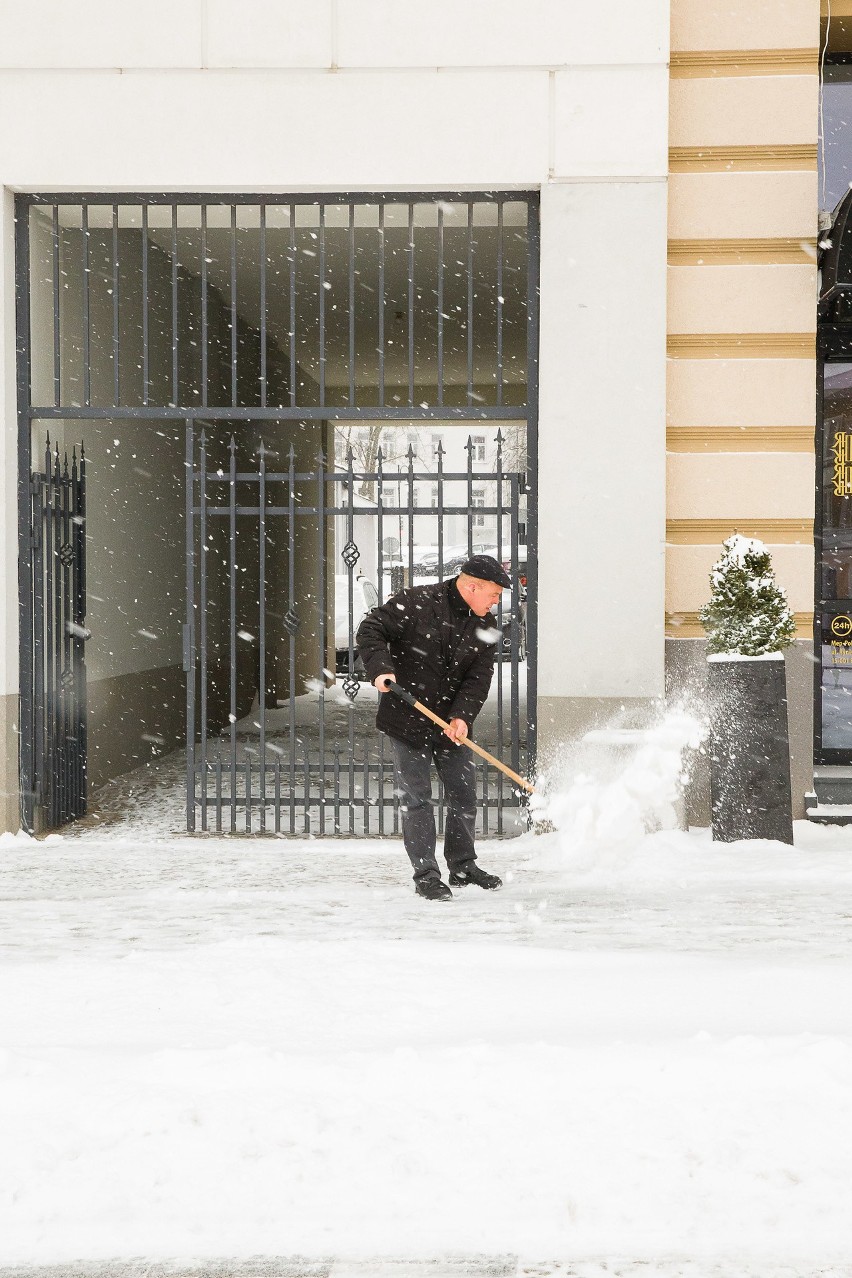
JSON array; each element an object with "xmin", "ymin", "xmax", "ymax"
[{"xmin": 18, "ymin": 193, "xmax": 539, "ymax": 835}]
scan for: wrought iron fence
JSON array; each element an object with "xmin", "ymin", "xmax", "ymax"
[
  {"xmin": 17, "ymin": 192, "xmax": 539, "ymax": 833},
  {"xmin": 185, "ymin": 425, "xmax": 530, "ymax": 835},
  {"xmin": 26, "ymin": 439, "xmax": 88, "ymax": 829}
]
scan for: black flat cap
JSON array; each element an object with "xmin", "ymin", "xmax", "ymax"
[{"xmin": 459, "ymin": 554, "xmax": 512, "ymax": 589}]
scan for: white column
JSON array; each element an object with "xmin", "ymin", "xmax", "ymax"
[{"xmin": 536, "ymin": 179, "xmax": 668, "ymax": 705}]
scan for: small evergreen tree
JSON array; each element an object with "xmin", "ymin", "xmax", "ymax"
[{"xmin": 699, "ymin": 534, "xmax": 796, "ymax": 656}]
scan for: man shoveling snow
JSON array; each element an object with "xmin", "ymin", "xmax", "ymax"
[{"xmin": 356, "ymin": 554, "xmax": 510, "ymax": 900}]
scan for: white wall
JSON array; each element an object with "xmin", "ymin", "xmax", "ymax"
[{"xmin": 0, "ymin": 0, "xmax": 671, "ymax": 772}]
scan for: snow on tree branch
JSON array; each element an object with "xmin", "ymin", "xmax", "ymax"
[{"xmin": 699, "ymin": 534, "xmax": 796, "ymax": 657}]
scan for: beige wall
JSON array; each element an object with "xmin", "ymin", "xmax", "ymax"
[{"xmin": 666, "ymin": 0, "xmax": 819, "ymax": 639}]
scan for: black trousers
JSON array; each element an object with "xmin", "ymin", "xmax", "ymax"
[{"xmin": 389, "ymin": 734, "xmax": 478, "ymax": 882}]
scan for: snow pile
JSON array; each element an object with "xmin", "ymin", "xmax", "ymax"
[{"xmin": 534, "ymin": 708, "xmax": 705, "ymax": 870}]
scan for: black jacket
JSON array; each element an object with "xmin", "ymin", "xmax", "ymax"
[{"xmin": 356, "ymin": 578, "xmax": 499, "ymax": 748}]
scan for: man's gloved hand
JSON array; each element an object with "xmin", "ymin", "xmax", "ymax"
[
  {"xmin": 374, "ymin": 673, "xmax": 397, "ymax": 693},
  {"xmin": 445, "ymin": 717, "xmax": 468, "ymax": 744}
]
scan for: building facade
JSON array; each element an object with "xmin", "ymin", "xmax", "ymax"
[
  {"xmin": 666, "ymin": 0, "xmax": 819, "ymax": 817},
  {"xmin": 0, "ymin": 0, "xmax": 830, "ymax": 832}
]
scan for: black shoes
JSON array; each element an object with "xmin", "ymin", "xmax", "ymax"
[
  {"xmin": 415, "ymin": 877, "xmax": 454, "ymax": 901},
  {"xmin": 449, "ymin": 863, "xmax": 503, "ymax": 890},
  {"xmin": 414, "ymin": 865, "xmax": 503, "ymax": 898}
]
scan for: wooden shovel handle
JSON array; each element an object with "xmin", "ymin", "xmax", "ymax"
[{"xmin": 387, "ymin": 682, "xmax": 537, "ymax": 796}]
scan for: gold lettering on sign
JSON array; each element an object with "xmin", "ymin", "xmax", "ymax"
[
  {"xmin": 832, "ymin": 431, "xmax": 852, "ymax": 496},
  {"xmin": 832, "ymin": 641, "xmax": 852, "ymax": 666}
]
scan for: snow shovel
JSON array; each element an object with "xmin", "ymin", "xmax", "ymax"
[{"xmin": 387, "ymin": 681, "xmax": 538, "ymax": 796}]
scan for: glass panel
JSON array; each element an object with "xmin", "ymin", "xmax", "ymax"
[
  {"xmin": 820, "ymin": 64, "xmax": 852, "ymax": 213},
  {"xmin": 821, "ymin": 611, "xmax": 852, "ymax": 750},
  {"xmin": 821, "ymin": 365, "xmax": 852, "ymax": 755}
]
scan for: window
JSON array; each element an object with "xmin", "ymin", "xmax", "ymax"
[
  {"xmin": 472, "ymin": 486, "xmax": 486, "ymax": 528},
  {"xmin": 431, "ymin": 484, "xmax": 439, "ymax": 510},
  {"xmin": 821, "ymin": 62, "xmax": 852, "ymax": 210},
  {"xmin": 472, "ymin": 435, "xmax": 487, "ymax": 464}
]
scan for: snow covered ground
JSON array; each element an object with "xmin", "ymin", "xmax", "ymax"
[{"xmin": 2, "ymin": 735, "xmax": 852, "ymax": 1272}]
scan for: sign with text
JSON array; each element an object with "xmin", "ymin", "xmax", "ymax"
[{"xmin": 832, "ymin": 431, "xmax": 852, "ymax": 497}]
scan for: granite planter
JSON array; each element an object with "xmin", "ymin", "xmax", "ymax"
[{"xmin": 707, "ymin": 653, "xmax": 794, "ymax": 844}]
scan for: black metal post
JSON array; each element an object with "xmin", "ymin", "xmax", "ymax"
[
  {"xmin": 228, "ymin": 435, "xmax": 237, "ymax": 832},
  {"xmin": 185, "ymin": 419, "xmax": 196, "ymax": 830}
]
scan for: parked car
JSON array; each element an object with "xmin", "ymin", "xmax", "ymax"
[
  {"xmin": 335, "ymin": 574, "xmax": 379, "ymax": 675},
  {"xmin": 441, "ymin": 542, "xmax": 503, "ymax": 575},
  {"xmin": 413, "ymin": 547, "xmax": 441, "ymax": 576}
]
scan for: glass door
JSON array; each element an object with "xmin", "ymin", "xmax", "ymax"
[{"xmin": 817, "ymin": 361, "xmax": 852, "ymax": 760}]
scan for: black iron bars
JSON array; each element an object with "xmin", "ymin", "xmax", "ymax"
[
  {"xmin": 181, "ymin": 435, "xmax": 530, "ymax": 837},
  {"xmin": 29, "ymin": 437, "xmax": 87, "ymax": 830},
  {"xmin": 26, "ymin": 193, "xmax": 535, "ymax": 419}
]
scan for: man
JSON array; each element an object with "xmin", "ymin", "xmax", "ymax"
[{"xmin": 356, "ymin": 554, "xmax": 510, "ymax": 900}]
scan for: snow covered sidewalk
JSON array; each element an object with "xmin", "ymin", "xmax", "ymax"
[{"xmin": 2, "ymin": 820, "xmax": 852, "ymax": 1271}]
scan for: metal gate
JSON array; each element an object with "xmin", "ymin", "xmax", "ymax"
[
  {"xmin": 185, "ymin": 426, "xmax": 528, "ymax": 834},
  {"xmin": 16, "ymin": 191, "xmax": 539, "ymax": 835},
  {"xmin": 26, "ymin": 438, "xmax": 88, "ymax": 828}
]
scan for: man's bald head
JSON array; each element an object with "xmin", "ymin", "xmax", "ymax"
[{"xmin": 456, "ymin": 572, "xmax": 504, "ymax": 617}]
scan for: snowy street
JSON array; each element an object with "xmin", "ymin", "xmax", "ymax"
[{"xmin": 2, "ymin": 811, "xmax": 852, "ymax": 1273}]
